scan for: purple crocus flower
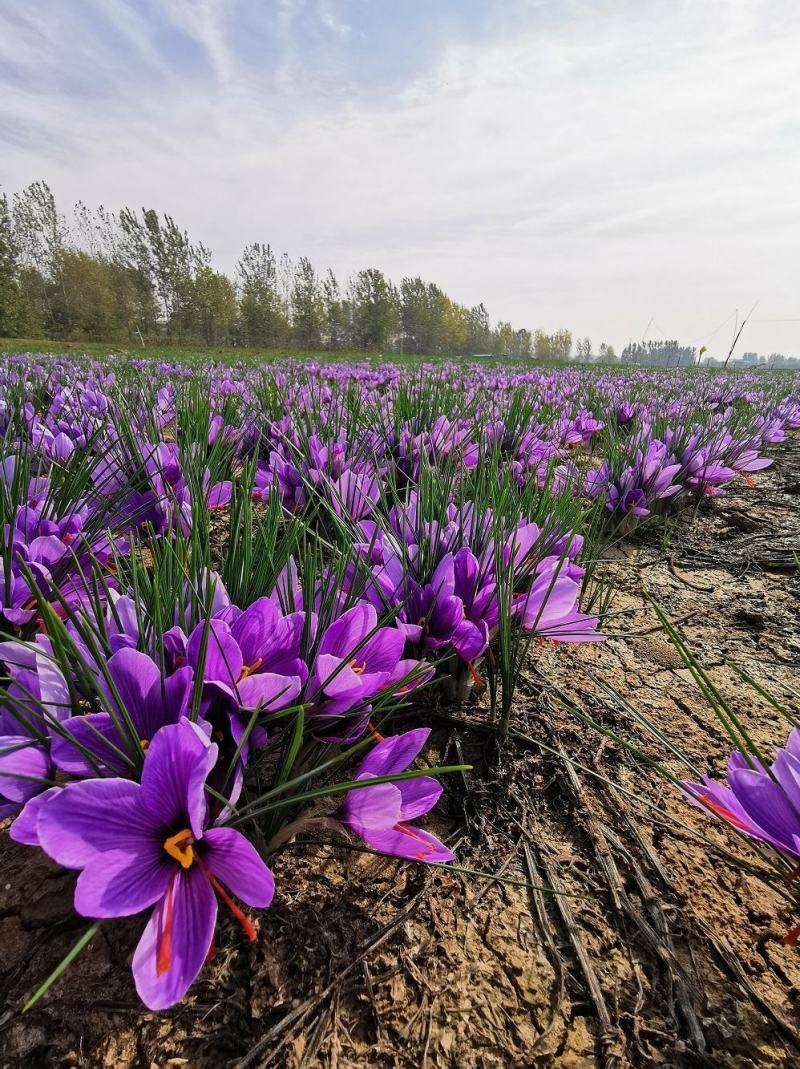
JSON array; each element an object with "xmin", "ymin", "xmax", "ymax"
[
  {"xmin": 185, "ymin": 614, "xmax": 304, "ymax": 715},
  {"xmin": 515, "ymin": 560, "xmax": 603, "ymax": 642},
  {"xmin": 403, "ymin": 554, "xmax": 484, "ymax": 659},
  {"xmin": 0, "ymin": 637, "xmax": 69, "ymax": 817},
  {"xmin": 36, "ymin": 719, "xmax": 275, "ymax": 1010},
  {"xmin": 50, "ymin": 648, "xmax": 194, "ymax": 777},
  {"xmin": 338, "ymin": 728, "xmax": 454, "ymax": 862},
  {"xmin": 683, "ymin": 730, "xmax": 800, "ymax": 860},
  {"xmin": 329, "ymin": 469, "xmax": 380, "ymax": 521},
  {"xmin": 607, "ymin": 485, "xmax": 651, "ymax": 517},
  {"xmin": 310, "ymin": 602, "xmax": 411, "ymax": 737}
]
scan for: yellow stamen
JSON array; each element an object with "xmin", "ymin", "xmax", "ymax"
[
  {"xmin": 140, "ymin": 739, "xmax": 150, "ymax": 753},
  {"xmin": 164, "ymin": 828, "xmax": 195, "ymax": 869},
  {"xmin": 239, "ymin": 657, "xmax": 264, "ymax": 681},
  {"xmin": 349, "ymin": 658, "xmax": 367, "ymax": 675}
]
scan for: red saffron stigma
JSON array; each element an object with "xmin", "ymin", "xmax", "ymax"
[
  {"xmin": 157, "ymin": 879, "xmax": 175, "ymax": 976},
  {"xmin": 206, "ymin": 870, "xmax": 257, "ymax": 941},
  {"xmin": 466, "ymin": 660, "xmax": 485, "ymax": 691},
  {"xmin": 699, "ymin": 796, "xmax": 751, "ymax": 833},
  {"xmin": 367, "ymin": 720, "xmax": 385, "ymax": 742},
  {"xmin": 394, "ymin": 822, "xmax": 432, "ymax": 858}
]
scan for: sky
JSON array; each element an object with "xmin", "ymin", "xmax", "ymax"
[{"xmin": 1, "ymin": 0, "xmax": 799, "ymax": 357}]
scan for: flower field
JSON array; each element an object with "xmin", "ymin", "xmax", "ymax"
[{"xmin": 1, "ymin": 350, "xmax": 799, "ymax": 1067}]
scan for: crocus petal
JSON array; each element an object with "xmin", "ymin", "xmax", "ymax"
[
  {"xmin": 37, "ymin": 778, "xmax": 154, "ymax": 868},
  {"xmin": 9, "ymin": 785, "xmax": 61, "ymax": 846},
  {"xmin": 51, "ymin": 713, "xmax": 129, "ymax": 776},
  {"xmin": 357, "ymin": 729, "xmax": 431, "ymax": 778},
  {"xmin": 0, "ymin": 736, "xmax": 51, "ymax": 804},
  {"xmin": 772, "ymin": 750, "xmax": 800, "ymax": 818},
  {"xmin": 357, "ymin": 627, "xmax": 406, "ymax": 672},
  {"xmin": 398, "ymin": 776, "xmax": 443, "ymax": 821},
  {"xmin": 730, "ymin": 767, "xmax": 800, "ymax": 855},
  {"xmin": 139, "ymin": 666, "xmax": 194, "ymax": 741},
  {"xmin": 74, "ymin": 846, "xmax": 172, "ymax": 918},
  {"xmin": 342, "ymin": 781, "xmax": 402, "ymax": 831},
  {"xmin": 28, "ymin": 534, "xmax": 66, "ymax": 568},
  {"xmin": 207, "ymin": 481, "xmax": 232, "ymax": 508},
  {"xmin": 236, "ymin": 672, "xmax": 301, "ymax": 712},
  {"xmin": 314, "ymin": 653, "xmax": 363, "ymax": 699},
  {"xmin": 107, "ymin": 648, "xmax": 161, "ymax": 731},
  {"xmin": 187, "ymin": 620, "xmax": 243, "ymax": 687},
  {"xmin": 140, "ymin": 719, "xmax": 217, "ymax": 840},
  {"xmin": 429, "ymin": 554, "xmax": 456, "ymax": 600},
  {"xmin": 230, "ymin": 598, "xmax": 278, "ymax": 664},
  {"xmin": 681, "ymin": 776, "xmax": 759, "ymax": 836},
  {"xmin": 429, "ymin": 594, "xmax": 464, "ymax": 636},
  {"xmin": 202, "ymin": 826, "xmax": 275, "ymax": 907},
  {"xmin": 362, "ymin": 824, "xmax": 455, "ymax": 863},
  {"xmin": 524, "ymin": 574, "xmax": 580, "ymax": 630},
  {"xmin": 539, "ymin": 611, "xmax": 604, "ymax": 643},
  {"xmin": 319, "ymin": 603, "xmax": 377, "ymax": 658},
  {"xmin": 132, "ymin": 867, "xmax": 217, "ymax": 1011},
  {"xmin": 451, "ymin": 617, "xmax": 489, "ymax": 661}
]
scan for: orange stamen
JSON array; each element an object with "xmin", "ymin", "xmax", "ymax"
[
  {"xmin": 349, "ymin": 658, "xmax": 367, "ymax": 675},
  {"xmin": 741, "ymin": 473, "xmax": 756, "ymax": 488},
  {"xmin": 239, "ymin": 657, "xmax": 264, "ymax": 681},
  {"xmin": 140, "ymin": 738, "xmax": 150, "ymax": 753},
  {"xmin": 367, "ymin": 719, "xmax": 385, "ymax": 743},
  {"xmin": 163, "ymin": 828, "xmax": 195, "ymax": 869}
]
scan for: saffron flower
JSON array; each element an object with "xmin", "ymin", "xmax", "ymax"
[
  {"xmin": 683, "ymin": 731, "xmax": 800, "ymax": 860},
  {"xmin": 50, "ymin": 647, "xmax": 194, "ymax": 777},
  {"xmin": 338, "ymin": 728, "xmax": 454, "ymax": 862},
  {"xmin": 37, "ymin": 719, "xmax": 275, "ymax": 1009},
  {"xmin": 310, "ymin": 603, "xmax": 408, "ymax": 711},
  {"xmin": 515, "ymin": 560, "xmax": 603, "ymax": 642}
]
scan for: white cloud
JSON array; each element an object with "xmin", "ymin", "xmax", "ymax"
[{"xmin": 1, "ymin": 0, "xmax": 799, "ymax": 355}]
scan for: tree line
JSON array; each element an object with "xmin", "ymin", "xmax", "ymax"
[
  {"xmin": 620, "ymin": 340, "xmax": 697, "ymax": 367},
  {"xmin": 0, "ymin": 182, "xmax": 584, "ymax": 358}
]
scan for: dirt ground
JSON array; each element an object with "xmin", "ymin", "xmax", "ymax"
[{"xmin": 1, "ymin": 438, "xmax": 798, "ymax": 1068}]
